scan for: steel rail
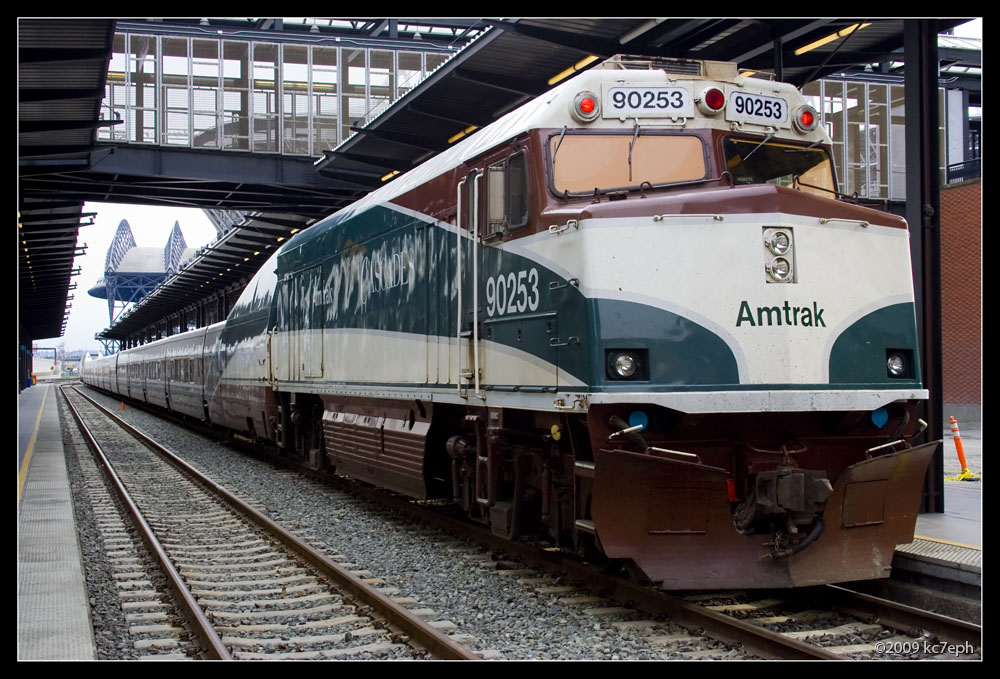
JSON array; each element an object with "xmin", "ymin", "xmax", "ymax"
[
  {"xmin": 78, "ymin": 386, "xmax": 978, "ymax": 661},
  {"xmin": 821, "ymin": 584, "xmax": 981, "ymax": 647},
  {"xmin": 71, "ymin": 386, "xmax": 478, "ymax": 661},
  {"xmin": 61, "ymin": 386, "xmax": 234, "ymax": 660},
  {"xmin": 251, "ymin": 447, "xmax": 842, "ymax": 660}
]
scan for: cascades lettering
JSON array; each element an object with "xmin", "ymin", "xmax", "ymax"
[{"xmin": 358, "ymin": 247, "xmax": 414, "ymax": 310}]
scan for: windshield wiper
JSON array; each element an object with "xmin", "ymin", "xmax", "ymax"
[
  {"xmin": 628, "ymin": 122, "xmax": 641, "ymax": 182},
  {"xmin": 551, "ymin": 126, "xmax": 568, "ymax": 165},
  {"xmin": 742, "ymin": 131, "xmax": 775, "ymax": 162},
  {"xmin": 783, "ymin": 139, "xmax": 825, "ymax": 153}
]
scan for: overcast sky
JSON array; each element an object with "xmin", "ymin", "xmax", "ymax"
[{"xmin": 34, "ymin": 203, "xmax": 219, "ymax": 353}]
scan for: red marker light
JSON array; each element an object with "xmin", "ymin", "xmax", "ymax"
[
  {"xmin": 571, "ymin": 91, "xmax": 600, "ymax": 122},
  {"xmin": 704, "ymin": 88, "xmax": 725, "ymax": 111},
  {"xmin": 793, "ymin": 105, "xmax": 819, "ymax": 132}
]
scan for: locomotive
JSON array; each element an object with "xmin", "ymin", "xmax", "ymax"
[{"xmin": 84, "ymin": 58, "xmax": 938, "ymax": 589}]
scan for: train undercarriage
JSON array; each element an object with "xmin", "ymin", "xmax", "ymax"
[{"xmin": 269, "ymin": 390, "xmax": 937, "ymax": 589}]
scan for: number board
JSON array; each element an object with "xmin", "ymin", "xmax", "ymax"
[
  {"xmin": 602, "ymin": 85, "xmax": 694, "ymax": 119},
  {"xmin": 726, "ymin": 91, "xmax": 790, "ymax": 127}
]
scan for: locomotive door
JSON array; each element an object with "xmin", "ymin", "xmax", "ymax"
[
  {"xmin": 295, "ymin": 265, "xmax": 324, "ymax": 379},
  {"xmin": 479, "ymin": 153, "xmax": 559, "ymax": 390},
  {"xmin": 455, "ymin": 171, "xmax": 485, "ymax": 397},
  {"xmin": 277, "ymin": 264, "xmax": 324, "ymax": 382}
]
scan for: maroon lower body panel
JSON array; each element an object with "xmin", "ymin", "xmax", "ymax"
[
  {"xmin": 210, "ymin": 381, "xmax": 274, "ymax": 438},
  {"xmin": 592, "ymin": 441, "xmax": 938, "ymax": 589},
  {"xmin": 321, "ymin": 402, "xmax": 431, "ymax": 499}
]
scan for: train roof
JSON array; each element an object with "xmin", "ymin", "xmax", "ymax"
[{"xmin": 329, "ymin": 62, "xmax": 825, "ymax": 222}]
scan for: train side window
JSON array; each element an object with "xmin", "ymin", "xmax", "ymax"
[
  {"xmin": 486, "ymin": 164, "xmax": 506, "ymax": 236},
  {"xmin": 507, "ymin": 152, "xmax": 529, "ymax": 229},
  {"xmin": 485, "ymin": 151, "xmax": 530, "ymax": 237},
  {"xmin": 462, "ymin": 170, "xmax": 478, "ymax": 232}
]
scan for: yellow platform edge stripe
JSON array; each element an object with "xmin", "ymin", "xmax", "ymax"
[
  {"xmin": 18, "ymin": 386, "xmax": 48, "ymax": 504},
  {"xmin": 912, "ymin": 534, "xmax": 982, "ymax": 551}
]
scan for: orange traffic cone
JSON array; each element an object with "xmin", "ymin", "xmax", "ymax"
[
  {"xmin": 944, "ymin": 416, "xmax": 980, "ymax": 481},
  {"xmin": 120, "ymin": 401, "xmax": 125, "ymax": 411}
]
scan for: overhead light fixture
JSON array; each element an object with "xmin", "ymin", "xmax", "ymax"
[
  {"xmin": 548, "ymin": 55, "xmax": 600, "ymax": 86},
  {"xmin": 619, "ymin": 18, "xmax": 666, "ymax": 45},
  {"xmin": 794, "ymin": 23, "xmax": 872, "ymax": 56},
  {"xmin": 381, "ymin": 170, "xmax": 401, "ymax": 181},
  {"xmin": 448, "ymin": 126, "xmax": 478, "ymax": 144}
]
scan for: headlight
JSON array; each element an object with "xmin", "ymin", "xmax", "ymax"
[
  {"xmin": 613, "ymin": 352, "xmax": 638, "ymax": 378},
  {"xmin": 763, "ymin": 227, "xmax": 795, "ymax": 283},
  {"xmin": 607, "ymin": 350, "xmax": 646, "ymax": 380},
  {"xmin": 767, "ymin": 257, "xmax": 792, "ymax": 282},
  {"xmin": 767, "ymin": 230, "xmax": 791, "ymax": 255},
  {"xmin": 887, "ymin": 353, "xmax": 906, "ymax": 377}
]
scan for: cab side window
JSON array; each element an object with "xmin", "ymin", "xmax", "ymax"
[{"xmin": 485, "ymin": 150, "xmax": 529, "ymax": 237}]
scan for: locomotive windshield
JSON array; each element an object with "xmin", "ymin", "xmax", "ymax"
[
  {"xmin": 549, "ymin": 132, "xmax": 706, "ymax": 195},
  {"xmin": 724, "ymin": 137, "xmax": 836, "ymax": 198}
]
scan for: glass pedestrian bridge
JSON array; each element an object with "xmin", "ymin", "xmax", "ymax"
[{"xmin": 98, "ymin": 30, "xmax": 454, "ymax": 157}]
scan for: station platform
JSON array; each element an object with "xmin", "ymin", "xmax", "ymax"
[
  {"xmin": 17, "ymin": 382, "xmax": 95, "ymax": 660},
  {"xmin": 893, "ymin": 435, "xmax": 982, "ymax": 593},
  {"xmin": 16, "ymin": 383, "xmax": 982, "ymax": 659}
]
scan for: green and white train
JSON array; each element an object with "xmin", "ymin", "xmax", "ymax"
[{"xmin": 84, "ymin": 59, "xmax": 938, "ymax": 589}]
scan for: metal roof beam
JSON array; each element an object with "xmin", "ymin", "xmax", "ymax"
[
  {"xmin": 368, "ymin": 19, "xmax": 390, "ymax": 37},
  {"xmin": 19, "ymin": 47, "xmax": 110, "ymax": 63},
  {"xmin": 700, "ymin": 19, "xmax": 835, "ymax": 63},
  {"xmin": 20, "ymin": 120, "xmax": 121, "ymax": 133},
  {"xmin": 487, "ymin": 20, "xmax": 617, "ymax": 57},
  {"xmin": 19, "ymin": 200, "xmax": 85, "ymax": 211},
  {"xmin": 650, "ymin": 18, "xmax": 745, "ymax": 53},
  {"xmin": 347, "ymin": 125, "xmax": 440, "ymax": 152},
  {"xmin": 18, "ymin": 211, "xmax": 94, "ymax": 223},
  {"xmin": 322, "ymin": 150, "xmax": 405, "ymax": 172},
  {"xmin": 19, "ymin": 146, "xmax": 101, "ymax": 159},
  {"xmin": 244, "ymin": 215, "xmax": 313, "ymax": 229},
  {"xmin": 21, "ymin": 226, "xmax": 85, "ymax": 235},
  {"xmin": 938, "ymin": 46, "xmax": 981, "ymax": 67},
  {"xmin": 643, "ymin": 19, "xmax": 715, "ymax": 48},
  {"xmin": 19, "ymin": 87, "xmax": 106, "ymax": 103},
  {"xmin": 405, "ymin": 104, "xmax": 488, "ymax": 128},
  {"xmin": 87, "ymin": 145, "xmax": 366, "ymax": 193},
  {"xmin": 451, "ymin": 68, "xmax": 539, "ymax": 97}
]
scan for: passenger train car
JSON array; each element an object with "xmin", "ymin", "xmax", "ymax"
[{"xmin": 84, "ymin": 59, "xmax": 938, "ymax": 589}]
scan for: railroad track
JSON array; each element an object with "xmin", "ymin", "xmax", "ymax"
[
  {"xmin": 62, "ymin": 385, "xmax": 476, "ymax": 661},
  {"xmin": 248, "ymin": 448, "xmax": 981, "ymax": 660},
  {"xmin": 75, "ymin": 385, "xmax": 981, "ymax": 661},
  {"xmin": 243, "ymin": 455, "xmax": 978, "ymax": 660},
  {"xmin": 677, "ymin": 586, "xmax": 981, "ymax": 660}
]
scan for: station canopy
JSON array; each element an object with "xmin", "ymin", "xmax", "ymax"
[{"xmin": 19, "ymin": 18, "xmax": 974, "ymax": 342}]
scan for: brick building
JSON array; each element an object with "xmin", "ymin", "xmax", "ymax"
[{"xmin": 940, "ymin": 179, "xmax": 982, "ymax": 425}]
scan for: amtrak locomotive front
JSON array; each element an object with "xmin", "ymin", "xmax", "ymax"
[{"xmin": 84, "ymin": 58, "xmax": 938, "ymax": 589}]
